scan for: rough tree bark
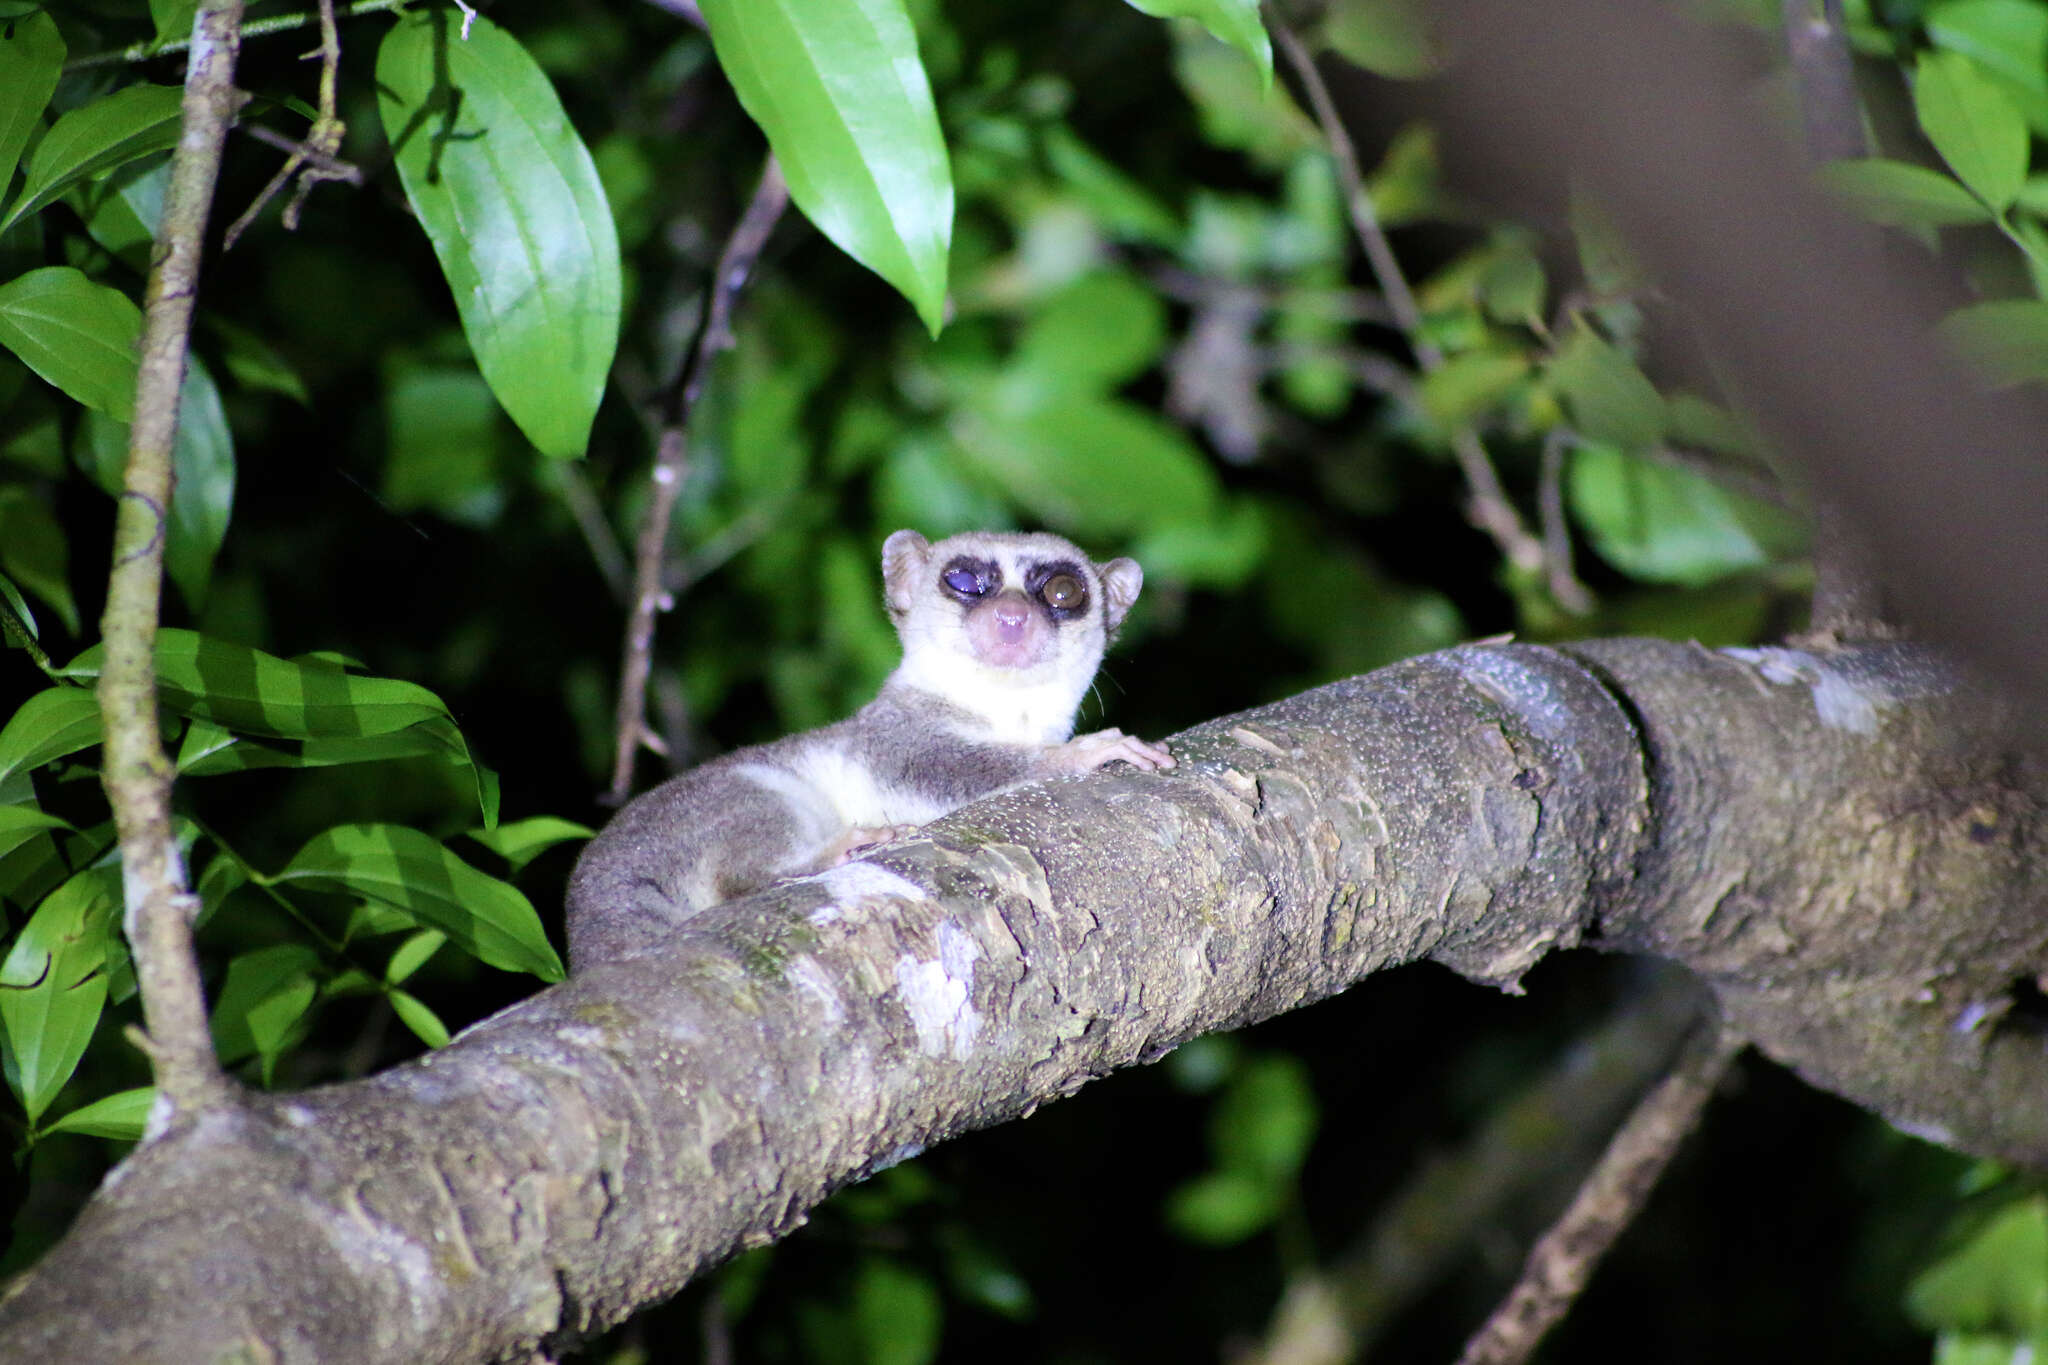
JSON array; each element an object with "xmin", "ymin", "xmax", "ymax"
[{"xmin": 1, "ymin": 638, "xmax": 2041, "ymax": 1362}]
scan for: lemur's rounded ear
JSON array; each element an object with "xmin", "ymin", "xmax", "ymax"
[
  {"xmin": 1098, "ymin": 557, "xmax": 1143, "ymax": 640},
  {"xmin": 881, "ymin": 530, "xmax": 932, "ymax": 623}
]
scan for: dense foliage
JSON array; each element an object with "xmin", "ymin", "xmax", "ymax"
[{"xmin": 1, "ymin": 0, "xmax": 2043, "ymax": 1359}]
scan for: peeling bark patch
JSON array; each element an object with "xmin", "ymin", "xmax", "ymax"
[
  {"xmin": 801, "ymin": 863, "xmax": 928, "ymax": 924},
  {"xmin": 1722, "ymin": 645, "xmax": 1954, "ymax": 735},
  {"xmin": 894, "ymin": 923, "xmax": 982, "ymax": 1059},
  {"xmin": 786, "ymin": 956, "xmax": 845, "ymax": 1025}
]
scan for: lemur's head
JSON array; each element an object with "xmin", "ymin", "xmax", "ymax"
[{"xmin": 881, "ymin": 530, "xmax": 1140, "ymax": 729}]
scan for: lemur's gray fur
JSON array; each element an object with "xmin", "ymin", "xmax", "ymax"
[{"xmin": 566, "ymin": 528, "xmax": 1174, "ymax": 968}]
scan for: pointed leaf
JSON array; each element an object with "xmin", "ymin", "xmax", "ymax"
[
  {"xmin": 1915, "ymin": 50, "xmax": 2030, "ymax": 210},
  {"xmin": 385, "ymin": 929, "xmax": 446, "ymax": 984},
  {"xmin": 0, "ymin": 11, "xmax": 64, "ymax": 195},
  {"xmin": 462, "ymin": 815, "xmax": 593, "ymax": 873},
  {"xmin": 376, "ymin": 9, "xmax": 621, "ymax": 458},
  {"xmin": 1, "ymin": 84, "xmax": 185, "ymax": 233},
  {"xmin": 700, "ymin": 0, "xmax": 952, "ymax": 334},
  {"xmin": 42, "ymin": 1084, "xmax": 155, "ymax": 1141},
  {"xmin": 1937, "ymin": 297, "xmax": 2048, "ymax": 383},
  {"xmin": 0, "ymin": 868, "xmax": 120, "ymax": 1125},
  {"xmin": 1548, "ymin": 326, "xmax": 1665, "ymax": 449},
  {"xmin": 0, "ymin": 570, "xmax": 37, "ymax": 644},
  {"xmin": 1821, "ymin": 157, "xmax": 1995, "ymax": 228},
  {"xmin": 1126, "ymin": 0, "xmax": 1273, "ymax": 88},
  {"xmin": 388, "ymin": 988, "xmax": 450, "ymax": 1049},
  {"xmin": 0, "ymin": 687, "xmax": 102, "ymax": 787},
  {"xmin": 0, "ymin": 266, "xmax": 142, "ymax": 420},
  {"xmin": 208, "ymin": 945, "xmax": 321, "ymax": 1068},
  {"xmin": 273, "ymin": 824, "xmax": 563, "ymax": 981},
  {"xmin": 1569, "ymin": 442, "xmax": 1801, "ymax": 586},
  {"xmin": 0, "ymin": 805, "xmax": 73, "ymax": 863}
]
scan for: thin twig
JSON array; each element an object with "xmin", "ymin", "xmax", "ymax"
[
  {"xmin": 1269, "ymin": 15, "xmax": 1559, "ymax": 591},
  {"xmin": 1455, "ymin": 1022, "xmax": 1742, "ymax": 1365},
  {"xmin": 1781, "ymin": 0, "xmax": 1891, "ymax": 639},
  {"xmin": 98, "ymin": 0, "xmax": 248, "ymax": 1123},
  {"xmin": 548, "ymin": 462, "xmax": 633, "ymax": 602},
  {"xmin": 223, "ymin": 0, "xmax": 355, "ymax": 249},
  {"xmin": 607, "ymin": 156, "xmax": 789, "ymax": 804},
  {"xmin": 1536, "ymin": 429, "xmax": 1592, "ymax": 611},
  {"xmin": 64, "ymin": 0, "xmax": 405, "ymax": 71}
]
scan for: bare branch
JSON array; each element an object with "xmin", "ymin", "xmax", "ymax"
[
  {"xmin": 223, "ymin": 0, "xmax": 356, "ymax": 250},
  {"xmin": 1456, "ymin": 1023, "xmax": 1741, "ymax": 1365},
  {"xmin": 607, "ymin": 156, "xmax": 789, "ymax": 803},
  {"xmin": 64, "ymin": 0, "xmax": 405, "ymax": 71},
  {"xmin": 97, "ymin": 0, "xmax": 249, "ymax": 1121}
]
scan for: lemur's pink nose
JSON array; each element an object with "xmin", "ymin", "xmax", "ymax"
[{"xmin": 991, "ymin": 596, "xmax": 1030, "ymax": 638}]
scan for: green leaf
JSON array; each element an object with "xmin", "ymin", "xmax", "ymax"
[
  {"xmin": 76, "ymin": 356, "xmax": 236, "ymax": 608},
  {"xmin": 1011, "ymin": 270, "xmax": 1167, "ymax": 393},
  {"xmin": 1569, "ymin": 443, "xmax": 1794, "ymax": 585},
  {"xmin": 0, "ymin": 687, "xmax": 102, "ymax": 787},
  {"xmin": 1211, "ymin": 1053, "xmax": 1318, "ymax": 1180},
  {"xmin": 0, "ymin": 868, "xmax": 120, "ymax": 1125},
  {"xmin": 952, "ymin": 382, "xmax": 1219, "ymax": 537},
  {"xmin": 388, "ymin": 988, "xmax": 450, "ymax": 1049},
  {"xmin": 699, "ymin": 0, "xmax": 953, "ymax": 334},
  {"xmin": 62, "ymin": 630, "xmax": 448, "ymax": 741},
  {"xmin": 382, "ymin": 364, "xmax": 506, "ymax": 525},
  {"xmin": 208, "ymin": 315, "xmax": 309, "ymax": 405},
  {"xmin": 150, "ymin": 0, "xmax": 200, "ymax": 47},
  {"xmin": 1908, "ymin": 1196, "xmax": 2048, "ymax": 1335},
  {"xmin": 376, "ymin": 9, "xmax": 621, "ymax": 458},
  {"xmin": 0, "ymin": 11, "xmax": 64, "ymax": 195},
  {"xmin": 1928, "ymin": 0, "xmax": 2048, "ymax": 132},
  {"xmin": 851, "ymin": 1258, "xmax": 944, "ymax": 1365},
  {"xmin": 0, "ymin": 485, "xmax": 77, "ymax": 634},
  {"xmin": 462, "ymin": 815, "xmax": 593, "ymax": 873},
  {"xmin": 1936, "ymin": 298, "xmax": 2048, "ymax": 383},
  {"xmin": 1915, "ymin": 50, "xmax": 2030, "ymax": 211},
  {"xmin": 0, "ymin": 266, "xmax": 143, "ymax": 421},
  {"xmin": 41, "ymin": 1084, "xmax": 154, "ymax": 1141},
  {"xmin": 0, "ymin": 805, "xmax": 73, "ymax": 863},
  {"xmin": 385, "ymin": 929, "xmax": 446, "ymax": 984},
  {"xmin": 273, "ymin": 824, "xmax": 564, "ymax": 981},
  {"xmin": 1820, "ymin": 157, "xmax": 1998, "ymax": 228},
  {"xmin": 209, "ymin": 944, "xmax": 321, "ymax": 1072},
  {"xmin": 1548, "ymin": 326, "xmax": 1666, "ymax": 449},
  {"xmin": 1128, "ymin": 499, "xmax": 1270, "ymax": 588},
  {"xmin": 1417, "ymin": 348, "xmax": 1530, "ymax": 430},
  {"xmin": 72, "ymin": 158, "xmax": 170, "ymax": 273},
  {"xmin": 1039, "ymin": 125, "xmax": 1182, "ymax": 247},
  {"xmin": 1126, "ymin": 0, "xmax": 1272, "ymax": 88},
  {"xmin": 1321, "ymin": 0, "xmax": 1438, "ymax": 79},
  {"xmin": 0, "ymin": 569, "xmax": 37, "ymax": 644},
  {"xmin": 1164, "ymin": 1168, "xmax": 1287, "ymax": 1244},
  {"xmin": 1, "ymin": 84, "xmax": 185, "ymax": 233},
  {"xmin": 1478, "ymin": 238, "xmax": 1548, "ymax": 328}
]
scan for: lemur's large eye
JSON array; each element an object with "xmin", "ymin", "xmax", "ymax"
[
  {"xmin": 1039, "ymin": 572, "xmax": 1087, "ymax": 611},
  {"xmin": 943, "ymin": 562, "xmax": 990, "ymax": 597}
]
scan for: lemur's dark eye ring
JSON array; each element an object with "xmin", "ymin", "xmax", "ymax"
[
  {"xmin": 943, "ymin": 565, "xmax": 988, "ymax": 596},
  {"xmin": 1039, "ymin": 572, "xmax": 1087, "ymax": 611}
]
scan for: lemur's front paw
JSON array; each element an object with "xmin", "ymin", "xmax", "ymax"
[{"xmin": 1058, "ymin": 728, "xmax": 1176, "ymax": 774}]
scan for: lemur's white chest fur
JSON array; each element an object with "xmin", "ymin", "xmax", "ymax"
[{"xmin": 564, "ymin": 528, "xmax": 1175, "ymax": 970}]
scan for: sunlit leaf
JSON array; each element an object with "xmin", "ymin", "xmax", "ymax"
[
  {"xmin": 1908, "ymin": 1195, "xmax": 2048, "ymax": 1336},
  {"xmin": 0, "ymin": 11, "xmax": 64, "ymax": 194},
  {"xmin": 273, "ymin": 824, "xmax": 564, "ymax": 981},
  {"xmin": 1, "ymin": 84, "xmax": 185, "ymax": 233},
  {"xmin": 0, "ymin": 868, "xmax": 120, "ymax": 1125},
  {"xmin": 0, "ymin": 805, "xmax": 73, "ymax": 863},
  {"xmin": 388, "ymin": 988, "xmax": 450, "ymax": 1049},
  {"xmin": 0, "ymin": 266, "xmax": 142, "ymax": 421},
  {"xmin": 462, "ymin": 816, "xmax": 593, "ymax": 873},
  {"xmin": 0, "ymin": 687, "xmax": 102, "ymax": 788},
  {"xmin": 1928, "ymin": 0, "xmax": 2048, "ymax": 134},
  {"xmin": 1569, "ymin": 442, "xmax": 1800, "ymax": 586},
  {"xmin": 1126, "ymin": 0, "xmax": 1272, "ymax": 87},
  {"xmin": 41, "ymin": 1084, "xmax": 154, "ymax": 1141},
  {"xmin": 377, "ymin": 9, "xmax": 621, "ymax": 458},
  {"xmin": 1915, "ymin": 49, "xmax": 2030, "ymax": 210},
  {"xmin": 700, "ymin": 0, "xmax": 952, "ymax": 333}
]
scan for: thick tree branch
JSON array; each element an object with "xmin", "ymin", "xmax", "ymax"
[
  {"xmin": 607, "ymin": 155, "xmax": 788, "ymax": 801},
  {"xmin": 97, "ymin": 0, "xmax": 246, "ymax": 1122},
  {"xmin": 6, "ymin": 639, "xmax": 2042, "ymax": 1359}
]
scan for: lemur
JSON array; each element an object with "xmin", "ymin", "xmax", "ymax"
[{"xmin": 566, "ymin": 528, "xmax": 1174, "ymax": 968}]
